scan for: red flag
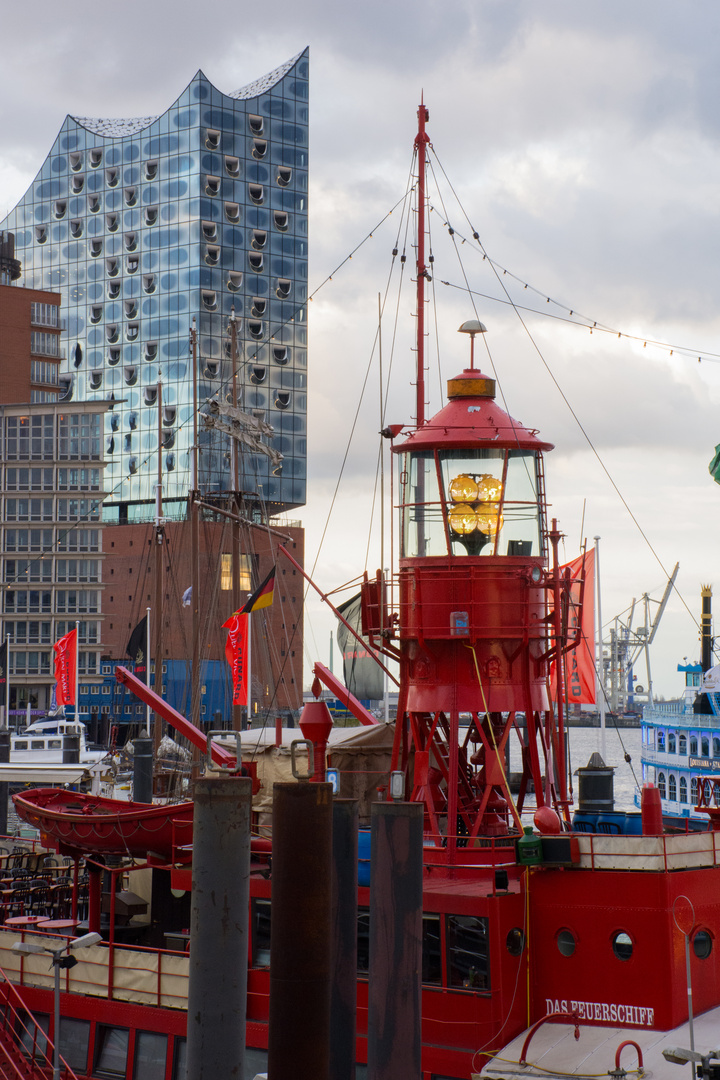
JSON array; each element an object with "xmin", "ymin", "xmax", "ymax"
[
  {"xmin": 54, "ymin": 628, "xmax": 77, "ymax": 707},
  {"xmin": 551, "ymin": 550, "xmax": 596, "ymax": 705},
  {"xmin": 223, "ymin": 613, "xmax": 249, "ymax": 706}
]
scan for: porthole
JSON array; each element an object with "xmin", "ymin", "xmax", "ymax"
[
  {"xmin": 556, "ymin": 929, "xmax": 576, "ymax": 957},
  {"xmin": 506, "ymin": 928, "xmax": 525, "ymax": 956},
  {"xmin": 611, "ymin": 931, "xmax": 633, "ymax": 961},
  {"xmin": 693, "ymin": 930, "xmax": 713, "ymax": 960}
]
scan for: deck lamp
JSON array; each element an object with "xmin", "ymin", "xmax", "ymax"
[{"xmin": 13, "ymin": 932, "xmax": 102, "ymax": 1080}]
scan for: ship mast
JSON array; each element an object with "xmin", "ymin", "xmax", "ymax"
[{"xmin": 414, "ymin": 100, "xmax": 429, "ymax": 429}]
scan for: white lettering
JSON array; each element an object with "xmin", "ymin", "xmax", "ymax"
[
  {"xmin": 602, "ymin": 1004, "xmax": 610, "ymax": 1022},
  {"xmin": 554, "ymin": 999, "xmax": 561, "ymax": 1014},
  {"xmin": 647, "ymin": 1008, "xmax": 654, "ymax": 1026},
  {"xmin": 570, "ymin": 1000, "xmax": 578, "ymax": 1015},
  {"xmin": 561, "ymin": 1000, "xmax": 568, "ymax": 1014},
  {"xmin": 578, "ymin": 1002, "xmax": 585, "ymax": 1018},
  {"xmin": 639, "ymin": 1008, "xmax": 647, "ymax": 1025},
  {"xmin": 545, "ymin": 999, "xmax": 554, "ymax": 1015},
  {"xmin": 617, "ymin": 1005, "xmax": 625, "ymax": 1022},
  {"xmin": 594, "ymin": 1003, "xmax": 602, "ymax": 1020},
  {"xmin": 610, "ymin": 1005, "xmax": 617, "ymax": 1022}
]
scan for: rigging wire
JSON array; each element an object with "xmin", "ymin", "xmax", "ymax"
[{"xmin": 428, "ymin": 144, "xmax": 704, "ymax": 639}]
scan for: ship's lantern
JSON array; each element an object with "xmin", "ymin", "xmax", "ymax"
[{"xmin": 400, "ymin": 446, "xmax": 543, "ymax": 559}]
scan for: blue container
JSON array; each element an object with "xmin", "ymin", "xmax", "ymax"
[
  {"xmin": 596, "ymin": 811, "xmax": 627, "ymax": 835},
  {"xmin": 571, "ymin": 811, "xmax": 598, "ymax": 833},
  {"xmin": 358, "ymin": 829, "xmax": 371, "ymax": 887},
  {"xmin": 623, "ymin": 812, "xmax": 643, "ymax": 835}
]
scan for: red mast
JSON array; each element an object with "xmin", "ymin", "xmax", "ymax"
[{"xmin": 414, "ymin": 99, "xmax": 429, "ymax": 429}]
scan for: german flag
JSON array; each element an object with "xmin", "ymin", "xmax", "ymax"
[{"xmin": 241, "ymin": 566, "xmax": 276, "ymax": 614}]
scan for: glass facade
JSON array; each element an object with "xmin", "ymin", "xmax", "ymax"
[{"xmin": 0, "ymin": 53, "xmax": 309, "ymax": 518}]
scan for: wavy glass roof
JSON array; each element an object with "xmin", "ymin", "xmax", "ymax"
[{"xmin": 1, "ymin": 51, "xmax": 310, "ymax": 520}]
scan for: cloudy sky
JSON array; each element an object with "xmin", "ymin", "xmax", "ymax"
[{"xmin": 2, "ymin": 0, "xmax": 720, "ymax": 702}]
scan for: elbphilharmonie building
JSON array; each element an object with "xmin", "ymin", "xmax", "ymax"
[{"xmin": 0, "ymin": 51, "xmax": 309, "ymax": 521}]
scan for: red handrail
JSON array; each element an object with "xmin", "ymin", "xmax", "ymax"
[{"xmin": 0, "ymin": 963, "xmax": 81, "ymax": 1080}]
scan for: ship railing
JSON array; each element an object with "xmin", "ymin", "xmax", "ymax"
[
  {"xmin": 0, "ymin": 961, "xmax": 80, "ymax": 1079},
  {"xmin": 0, "ymin": 928, "xmax": 189, "ymax": 1012},
  {"xmin": 576, "ymin": 830, "xmax": 720, "ymax": 872}
]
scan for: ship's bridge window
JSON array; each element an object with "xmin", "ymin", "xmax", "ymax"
[
  {"xmin": 657, "ymin": 730, "xmax": 665, "ymax": 752},
  {"xmin": 58, "ymin": 1017, "xmax": 90, "ymax": 1072},
  {"xmin": 93, "ymin": 1025, "xmax": 129, "ymax": 1078},
  {"xmin": 251, "ymin": 898, "xmax": 271, "ymax": 967},
  {"xmin": 611, "ymin": 931, "xmax": 634, "ymax": 961},
  {"xmin": 693, "ymin": 929, "xmax": 713, "ymax": 960},
  {"xmin": 134, "ymin": 1031, "xmax": 168, "ymax": 1080},
  {"xmin": 447, "ymin": 914, "xmax": 489, "ymax": 989},
  {"xmin": 400, "ymin": 447, "xmax": 542, "ymax": 559},
  {"xmin": 556, "ymin": 928, "xmax": 576, "ymax": 957},
  {"xmin": 679, "ymin": 734, "xmax": 687, "ymax": 755},
  {"xmin": 668, "ymin": 733, "xmax": 676, "ymax": 754},
  {"xmin": 422, "ymin": 913, "xmax": 442, "ymax": 986}
]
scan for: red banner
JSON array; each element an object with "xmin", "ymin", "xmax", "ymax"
[
  {"xmin": 54, "ymin": 628, "xmax": 77, "ymax": 707},
  {"xmin": 551, "ymin": 550, "xmax": 596, "ymax": 705},
  {"xmin": 223, "ymin": 613, "xmax": 249, "ymax": 706}
]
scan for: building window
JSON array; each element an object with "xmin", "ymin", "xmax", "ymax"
[
  {"xmin": 679, "ymin": 776, "xmax": 688, "ymax": 803},
  {"xmin": 30, "ymin": 303, "xmax": 60, "ymax": 328},
  {"xmin": 668, "ymin": 733, "xmax": 676, "ymax": 754},
  {"xmin": 30, "ymin": 332, "xmax": 60, "ymax": 358},
  {"xmin": 669, "ymin": 774, "xmax": 677, "ymax": 801},
  {"xmin": 702, "ymin": 736, "xmax": 710, "ymax": 757},
  {"xmin": 657, "ymin": 730, "xmax": 665, "ymax": 752},
  {"xmin": 690, "ymin": 737, "xmax": 698, "ymax": 756},
  {"xmin": 691, "ymin": 777, "xmax": 699, "ymax": 805},
  {"xmin": 658, "ymin": 772, "xmax": 666, "ymax": 799},
  {"xmin": 93, "ymin": 1025, "xmax": 129, "ymax": 1078},
  {"xmin": 679, "ymin": 734, "xmax": 687, "ymax": 755}
]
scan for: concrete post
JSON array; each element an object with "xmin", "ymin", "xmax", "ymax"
[
  {"xmin": 186, "ymin": 776, "xmax": 252, "ymax": 1080},
  {"xmin": 367, "ymin": 802, "xmax": 423, "ymax": 1080}
]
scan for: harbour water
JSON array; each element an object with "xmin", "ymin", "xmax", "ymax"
[{"xmin": 507, "ymin": 723, "xmax": 643, "ymax": 813}]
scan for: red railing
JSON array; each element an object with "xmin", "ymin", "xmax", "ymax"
[{"xmin": 0, "ymin": 963, "xmax": 80, "ymax": 1080}]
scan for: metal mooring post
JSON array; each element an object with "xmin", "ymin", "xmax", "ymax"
[
  {"xmin": 331, "ymin": 799, "xmax": 359, "ymax": 1080},
  {"xmin": 367, "ymin": 801, "xmax": 423, "ymax": 1080},
  {"xmin": 186, "ymin": 776, "xmax": 252, "ymax": 1080},
  {"xmin": 268, "ymin": 781, "xmax": 333, "ymax": 1080}
]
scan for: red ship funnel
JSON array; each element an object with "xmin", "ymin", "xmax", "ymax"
[{"xmin": 641, "ymin": 782, "xmax": 664, "ymax": 835}]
